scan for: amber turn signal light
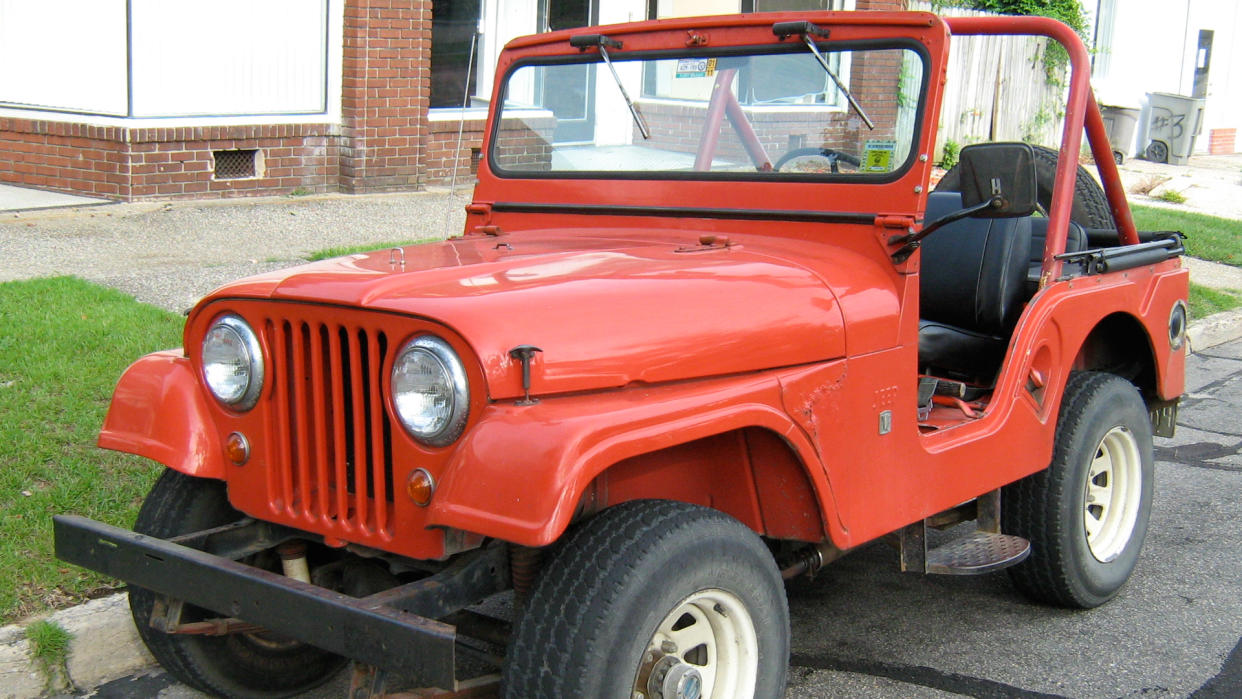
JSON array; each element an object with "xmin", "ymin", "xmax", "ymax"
[
  {"xmin": 225, "ymin": 432, "xmax": 250, "ymax": 466},
  {"xmin": 406, "ymin": 468, "xmax": 435, "ymax": 506}
]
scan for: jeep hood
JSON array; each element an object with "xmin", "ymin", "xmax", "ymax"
[{"xmin": 206, "ymin": 232, "xmax": 846, "ymax": 400}]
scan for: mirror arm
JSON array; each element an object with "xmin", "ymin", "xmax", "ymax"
[{"xmin": 888, "ymin": 196, "xmax": 999, "ymax": 263}]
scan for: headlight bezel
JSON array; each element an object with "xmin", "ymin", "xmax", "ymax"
[
  {"xmin": 389, "ymin": 335, "xmax": 470, "ymax": 447},
  {"xmin": 201, "ymin": 313, "xmax": 265, "ymax": 412}
]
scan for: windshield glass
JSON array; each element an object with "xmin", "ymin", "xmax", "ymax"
[{"xmin": 492, "ymin": 43, "xmax": 925, "ymax": 179}]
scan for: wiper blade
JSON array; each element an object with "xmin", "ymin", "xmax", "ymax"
[
  {"xmin": 569, "ymin": 33, "xmax": 650, "ymax": 140},
  {"xmin": 772, "ymin": 22, "xmax": 874, "ymax": 131}
]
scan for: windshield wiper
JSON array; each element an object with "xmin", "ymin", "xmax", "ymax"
[
  {"xmin": 569, "ymin": 34, "xmax": 650, "ymax": 140},
  {"xmin": 772, "ymin": 21, "xmax": 875, "ymax": 131}
]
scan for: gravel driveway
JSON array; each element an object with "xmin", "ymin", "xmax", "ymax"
[{"xmin": 0, "ymin": 190, "xmax": 469, "ymax": 312}]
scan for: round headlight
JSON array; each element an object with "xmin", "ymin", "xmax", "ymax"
[
  {"xmin": 202, "ymin": 314, "xmax": 264, "ymax": 411},
  {"xmin": 391, "ymin": 336, "xmax": 469, "ymax": 446}
]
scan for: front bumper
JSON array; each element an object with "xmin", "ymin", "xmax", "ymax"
[{"xmin": 53, "ymin": 515, "xmax": 460, "ymax": 688}]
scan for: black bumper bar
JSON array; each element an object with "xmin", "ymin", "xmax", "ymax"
[{"xmin": 53, "ymin": 515, "xmax": 457, "ymax": 688}]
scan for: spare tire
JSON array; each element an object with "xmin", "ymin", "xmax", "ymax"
[{"xmin": 936, "ymin": 144, "xmax": 1115, "ymax": 230}]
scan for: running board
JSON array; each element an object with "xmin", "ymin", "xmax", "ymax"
[{"xmin": 898, "ymin": 489, "xmax": 1031, "ymax": 575}]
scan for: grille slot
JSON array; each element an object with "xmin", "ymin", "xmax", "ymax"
[{"xmin": 270, "ymin": 319, "xmax": 392, "ymax": 537}]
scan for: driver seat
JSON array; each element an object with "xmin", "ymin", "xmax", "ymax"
[{"xmin": 917, "ymin": 191, "xmax": 1032, "ymax": 385}]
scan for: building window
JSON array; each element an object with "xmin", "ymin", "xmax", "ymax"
[
  {"xmin": 431, "ymin": 0, "xmax": 482, "ymax": 109},
  {"xmin": 642, "ymin": 0, "xmax": 848, "ymax": 105},
  {"xmin": 646, "ymin": 0, "xmax": 841, "ymax": 19}
]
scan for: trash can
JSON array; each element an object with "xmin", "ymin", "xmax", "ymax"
[
  {"xmin": 1099, "ymin": 104, "xmax": 1140, "ymax": 164},
  {"xmin": 1144, "ymin": 92, "xmax": 1206, "ymax": 165}
]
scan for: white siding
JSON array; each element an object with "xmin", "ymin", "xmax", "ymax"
[
  {"xmin": 0, "ymin": 0, "xmax": 334, "ymax": 120},
  {"xmin": 0, "ymin": 0, "xmax": 129, "ymax": 115},
  {"xmin": 130, "ymin": 0, "xmax": 328, "ymax": 117},
  {"xmin": 1092, "ymin": 0, "xmax": 1242, "ymax": 154}
]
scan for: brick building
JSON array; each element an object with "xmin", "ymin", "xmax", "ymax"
[{"xmin": 0, "ymin": 0, "xmax": 899, "ymax": 202}]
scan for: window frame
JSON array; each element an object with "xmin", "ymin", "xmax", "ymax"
[{"xmin": 487, "ymin": 37, "xmax": 931, "ymax": 185}]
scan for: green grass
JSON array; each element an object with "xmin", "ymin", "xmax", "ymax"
[
  {"xmin": 1131, "ymin": 204, "xmax": 1242, "ymax": 266},
  {"xmin": 1189, "ymin": 282, "xmax": 1242, "ymax": 320},
  {"xmin": 307, "ymin": 238, "xmax": 433, "ymax": 261},
  {"xmin": 1156, "ymin": 190, "xmax": 1188, "ymax": 205},
  {"xmin": 0, "ymin": 277, "xmax": 183, "ymax": 622},
  {"xmin": 26, "ymin": 619, "xmax": 73, "ymax": 690}
]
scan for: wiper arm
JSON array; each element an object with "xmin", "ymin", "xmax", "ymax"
[
  {"xmin": 569, "ymin": 34, "xmax": 650, "ymax": 140},
  {"xmin": 772, "ymin": 21, "xmax": 874, "ymax": 131}
]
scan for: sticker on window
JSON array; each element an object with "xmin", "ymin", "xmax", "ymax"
[
  {"xmin": 862, "ymin": 140, "xmax": 897, "ymax": 173},
  {"xmin": 675, "ymin": 58, "xmax": 717, "ymax": 79}
]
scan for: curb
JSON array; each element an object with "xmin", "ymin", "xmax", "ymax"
[
  {"xmin": 0, "ymin": 594, "xmax": 153, "ymax": 698},
  {"xmin": 1188, "ymin": 310, "xmax": 1242, "ymax": 353}
]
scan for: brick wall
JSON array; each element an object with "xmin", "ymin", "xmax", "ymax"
[
  {"xmin": 424, "ymin": 118, "xmax": 487, "ymax": 185},
  {"xmin": 0, "ymin": 120, "xmax": 128, "ymax": 198},
  {"xmin": 1209, "ymin": 128, "xmax": 1236, "ymax": 155},
  {"xmin": 340, "ymin": 0, "xmax": 431, "ymax": 193},
  {"xmin": 0, "ymin": 119, "xmax": 339, "ymax": 200}
]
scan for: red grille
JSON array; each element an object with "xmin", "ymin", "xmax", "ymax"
[{"xmin": 267, "ymin": 317, "xmax": 394, "ymax": 539}]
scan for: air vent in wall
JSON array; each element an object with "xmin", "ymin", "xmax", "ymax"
[{"xmin": 213, "ymin": 149, "xmax": 258, "ymax": 179}]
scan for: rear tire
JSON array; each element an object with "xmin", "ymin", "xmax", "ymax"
[
  {"xmin": 1003, "ymin": 372, "xmax": 1154, "ymax": 608},
  {"xmin": 129, "ymin": 470, "xmax": 345, "ymax": 698},
  {"xmin": 501, "ymin": 500, "xmax": 788, "ymax": 698},
  {"xmin": 937, "ymin": 143, "xmax": 1115, "ymax": 229}
]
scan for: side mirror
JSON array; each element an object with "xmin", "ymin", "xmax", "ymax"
[{"xmin": 957, "ymin": 142, "xmax": 1038, "ymax": 218}]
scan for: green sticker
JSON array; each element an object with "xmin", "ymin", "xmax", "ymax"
[{"xmin": 862, "ymin": 140, "xmax": 897, "ymax": 173}]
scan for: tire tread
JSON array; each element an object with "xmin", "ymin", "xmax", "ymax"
[
  {"xmin": 1003, "ymin": 371, "xmax": 1151, "ymax": 608},
  {"xmin": 502, "ymin": 500, "xmax": 785, "ymax": 698}
]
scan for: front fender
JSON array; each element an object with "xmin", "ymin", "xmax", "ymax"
[
  {"xmin": 427, "ymin": 369, "xmax": 841, "ymax": 547},
  {"xmin": 98, "ymin": 350, "xmax": 225, "ymax": 480}
]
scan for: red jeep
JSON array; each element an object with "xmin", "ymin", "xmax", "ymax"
[{"xmin": 56, "ymin": 9, "xmax": 1187, "ymax": 699}]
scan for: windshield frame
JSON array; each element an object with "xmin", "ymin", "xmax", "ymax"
[{"xmin": 487, "ymin": 37, "xmax": 931, "ymax": 184}]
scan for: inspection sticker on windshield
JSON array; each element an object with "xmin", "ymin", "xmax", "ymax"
[
  {"xmin": 862, "ymin": 140, "xmax": 897, "ymax": 172},
  {"xmin": 675, "ymin": 58, "xmax": 716, "ymax": 78}
]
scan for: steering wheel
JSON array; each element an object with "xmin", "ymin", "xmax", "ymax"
[{"xmin": 773, "ymin": 147, "xmax": 861, "ymax": 174}]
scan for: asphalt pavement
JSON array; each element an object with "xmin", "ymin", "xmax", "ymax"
[{"xmin": 783, "ymin": 338, "xmax": 1242, "ymax": 697}]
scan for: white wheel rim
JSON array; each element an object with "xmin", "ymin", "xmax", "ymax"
[
  {"xmin": 634, "ymin": 588, "xmax": 758, "ymax": 699},
  {"xmin": 1083, "ymin": 426, "xmax": 1144, "ymax": 562}
]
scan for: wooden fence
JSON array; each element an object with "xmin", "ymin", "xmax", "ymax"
[{"xmin": 908, "ymin": 1, "xmax": 1070, "ymax": 161}]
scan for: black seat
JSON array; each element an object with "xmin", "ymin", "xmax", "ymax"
[
  {"xmin": 1026, "ymin": 217, "xmax": 1087, "ymax": 295},
  {"xmin": 918, "ymin": 192, "xmax": 1032, "ymax": 384}
]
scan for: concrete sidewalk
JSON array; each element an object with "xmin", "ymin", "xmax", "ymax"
[{"xmin": 0, "ymin": 183, "xmax": 109, "ymax": 213}]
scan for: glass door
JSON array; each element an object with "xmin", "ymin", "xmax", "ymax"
[{"xmin": 540, "ymin": 0, "xmax": 596, "ymax": 143}]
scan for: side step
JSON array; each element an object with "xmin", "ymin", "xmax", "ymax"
[
  {"xmin": 923, "ymin": 532, "xmax": 1030, "ymax": 575},
  {"xmin": 899, "ymin": 489, "xmax": 1031, "ymax": 575}
]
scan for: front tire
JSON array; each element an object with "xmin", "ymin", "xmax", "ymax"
[
  {"xmin": 1003, "ymin": 372, "xmax": 1155, "ymax": 608},
  {"xmin": 501, "ymin": 500, "xmax": 788, "ymax": 698},
  {"xmin": 129, "ymin": 470, "xmax": 346, "ymax": 698}
]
